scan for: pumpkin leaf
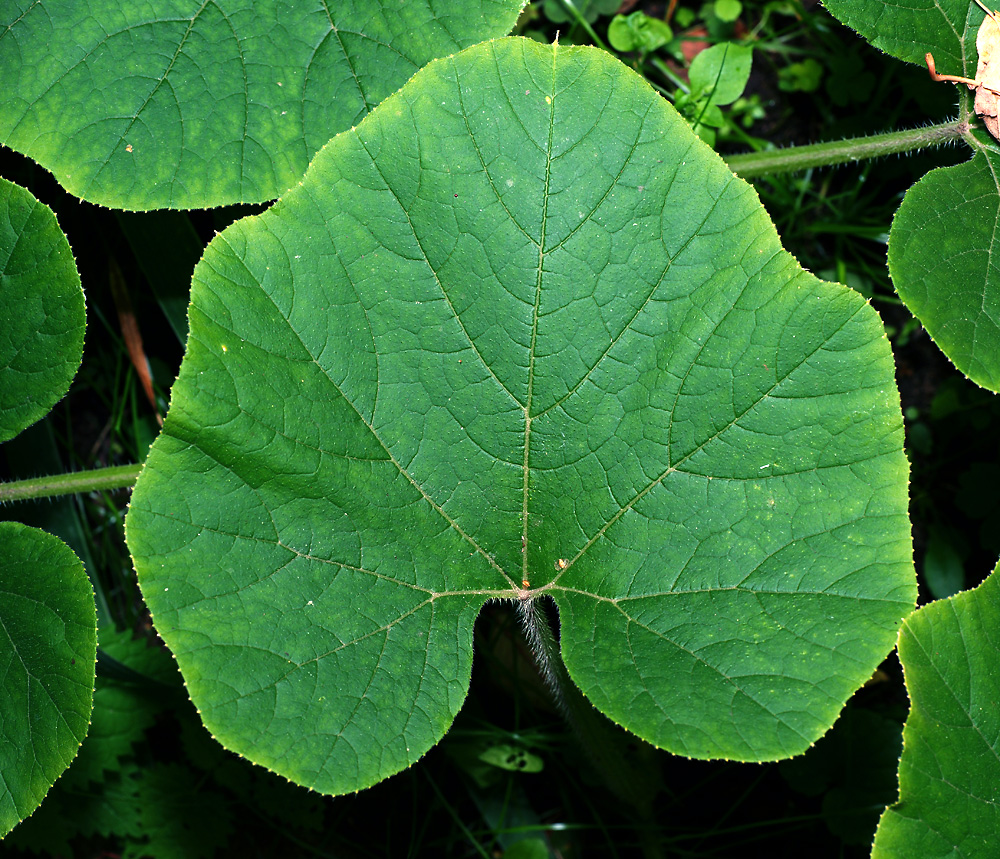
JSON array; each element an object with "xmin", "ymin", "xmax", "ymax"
[
  {"xmin": 872, "ymin": 562, "xmax": 1000, "ymax": 858},
  {"xmin": 823, "ymin": 0, "xmax": 978, "ymax": 72},
  {"xmin": 125, "ymin": 37, "xmax": 915, "ymax": 795},
  {"xmin": 0, "ymin": 177, "xmax": 84, "ymax": 443},
  {"xmin": 0, "ymin": 0, "xmax": 523, "ymax": 210},
  {"xmin": 888, "ymin": 151, "xmax": 1000, "ymax": 391},
  {"xmin": 0, "ymin": 522, "xmax": 97, "ymax": 837}
]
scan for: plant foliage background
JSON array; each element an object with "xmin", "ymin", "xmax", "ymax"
[{"xmin": 2, "ymin": 0, "xmax": 999, "ymax": 857}]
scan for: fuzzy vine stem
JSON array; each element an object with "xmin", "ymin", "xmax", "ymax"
[
  {"xmin": 517, "ymin": 596, "xmax": 662, "ymax": 853},
  {"xmin": 725, "ymin": 120, "xmax": 969, "ymax": 179},
  {"xmin": 0, "ymin": 463, "xmax": 142, "ymax": 503}
]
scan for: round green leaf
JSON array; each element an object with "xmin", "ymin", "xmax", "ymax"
[
  {"xmin": 714, "ymin": 0, "xmax": 743, "ymax": 24},
  {"xmin": 126, "ymin": 37, "xmax": 915, "ymax": 794},
  {"xmin": 0, "ymin": 178, "xmax": 85, "ymax": 444},
  {"xmin": 888, "ymin": 151, "xmax": 1000, "ymax": 391},
  {"xmin": 823, "ymin": 0, "xmax": 979, "ymax": 72},
  {"xmin": 608, "ymin": 12, "xmax": 673, "ymax": 53},
  {"xmin": 0, "ymin": 0, "xmax": 523, "ymax": 211},
  {"xmin": 872, "ymin": 563, "xmax": 1000, "ymax": 858},
  {"xmin": 0, "ymin": 522, "xmax": 97, "ymax": 837}
]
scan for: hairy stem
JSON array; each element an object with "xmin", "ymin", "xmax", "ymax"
[
  {"xmin": 517, "ymin": 597, "xmax": 661, "ymax": 831},
  {"xmin": 725, "ymin": 120, "xmax": 968, "ymax": 179},
  {"xmin": 0, "ymin": 463, "xmax": 141, "ymax": 503}
]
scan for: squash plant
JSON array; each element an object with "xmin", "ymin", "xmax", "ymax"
[{"xmin": 1, "ymin": 0, "xmax": 997, "ymax": 855}]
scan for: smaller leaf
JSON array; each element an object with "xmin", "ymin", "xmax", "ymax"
[
  {"xmin": 923, "ymin": 528, "xmax": 966, "ymax": 599},
  {"xmin": 608, "ymin": 11, "xmax": 673, "ymax": 53},
  {"xmin": 479, "ymin": 743, "xmax": 545, "ymax": 773},
  {"xmin": 714, "ymin": 0, "xmax": 743, "ymax": 23},
  {"xmin": 5, "ymin": 763, "xmax": 144, "ymax": 850},
  {"xmin": 125, "ymin": 764, "xmax": 233, "ymax": 859},
  {"xmin": 888, "ymin": 151, "xmax": 1000, "ymax": 392},
  {"xmin": 781, "ymin": 707, "xmax": 903, "ymax": 845},
  {"xmin": 0, "ymin": 522, "xmax": 97, "ymax": 838},
  {"xmin": 689, "ymin": 42, "xmax": 753, "ymax": 105},
  {"xmin": 62, "ymin": 627, "xmax": 180, "ymax": 788},
  {"xmin": 872, "ymin": 562, "xmax": 1000, "ymax": 858},
  {"xmin": 0, "ymin": 177, "xmax": 85, "ymax": 444},
  {"xmin": 778, "ymin": 58, "xmax": 824, "ymax": 92}
]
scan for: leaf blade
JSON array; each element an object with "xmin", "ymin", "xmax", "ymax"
[
  {"xmin": 0, "ymin": 178, "xmax": 85, "ymax": 444},
  {"xmin": 889, "ymin": 152, "xmax": 1000, "ymax": 391},
  {"xmin": 0, "ymin": 522, "xmax": 97, "ymax": 837},
  {"xmin": 872, "ymin": 563, "xmax": 1000, "ymax": 858},
  {"xmin": 127, "ymin": 37, "xmax": 915, "ymax": 793},
  {"xmin": 0, "ymin": 0, "xmax": 524, "ymax": 209}
]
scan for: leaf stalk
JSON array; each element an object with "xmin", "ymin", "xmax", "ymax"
[
  {"xmin": 517, "ymin": 597, "xmax": 662, "ymax": 843},
  {"xmin": 0, "ymin": 463, "xmax": 142, "ymax": 503},
  {"xmin": 725, "ymin": 121, "xmax": 968, "ymax": 179}
]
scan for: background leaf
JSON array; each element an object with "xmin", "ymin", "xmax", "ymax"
[
  {"xmin": 123, "ymin": 764, "xmax": 234, "ymax": 859},
  {"xmin": 888, "ymin": 151, "xmax": 1000, "ymax": 392},
  {"xmin": 0, "ymin": 521, "xmax": 97, "ymax": 838},
  {"xmin": 780, "ymin": 705, "xmax": 903, "ymax": 845},
  {"xmin": 0, "ymin": 177, "xmax": 85, "ymax": 443},
  {"xmin": 823, "ymin": 0, "xmax": 1000, "ymax": 392},
  {"xmin": 872, "ymin": 562, "xmax": 1000, "ymax": 858},
  {"xmin": 0, "ymin": 0, "xmax": 524, "ymax": 210},
  {"xmin": 688, "ymin": 42, "xmax": 753, "ymax": 105},
  {"xmin": 126, "ymin": 36, "xmax": 914, "ymax": 795},
  {"xmin": 822, "ymin": 0, "xmax": 978, "ymax": 73},
  {"xmin": 67, "ymin": 628, "xmax": 181, "ymax": 787}
]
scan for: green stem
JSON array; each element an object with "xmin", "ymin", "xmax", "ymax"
[
  {"xmin": 552, "ymin": 0, "xmax": 609, "ymax": 51},
  {"xmin": 648, "ymin": 55, "xmax": 688, "ymax": 95},
  {"xmin": 517, "ymin": 597, "xmax": 661, "ymax": 842},
  {"xmin": 0, "ymin": 463, "xmax": 142, "ymax": 503},
  {"xmin": 724, "ymin": 120, "xmax": 968, "ymax": 179}
]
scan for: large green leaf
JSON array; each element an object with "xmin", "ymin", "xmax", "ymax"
[
  {"xmin": 0, "ymin": 0, "xmax": 523, "ymax": 210},
  {"xmin": 0, "ymin": 521, "xmax": 97, "ymax": 838},
  {"xmin": 872, "ymin": 563, "xmax": 1000, "ymax": 858},
  {"xmin": 889, "ymin": 151, "xmax": 1000, "ymax": 391},
  {"xmin": 0, "ymin": 177, "xmax": 85, "ymax": 443},
  {"xmin": 125, "ymin": 37, "xmax": 915, "ymax": 795}
]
